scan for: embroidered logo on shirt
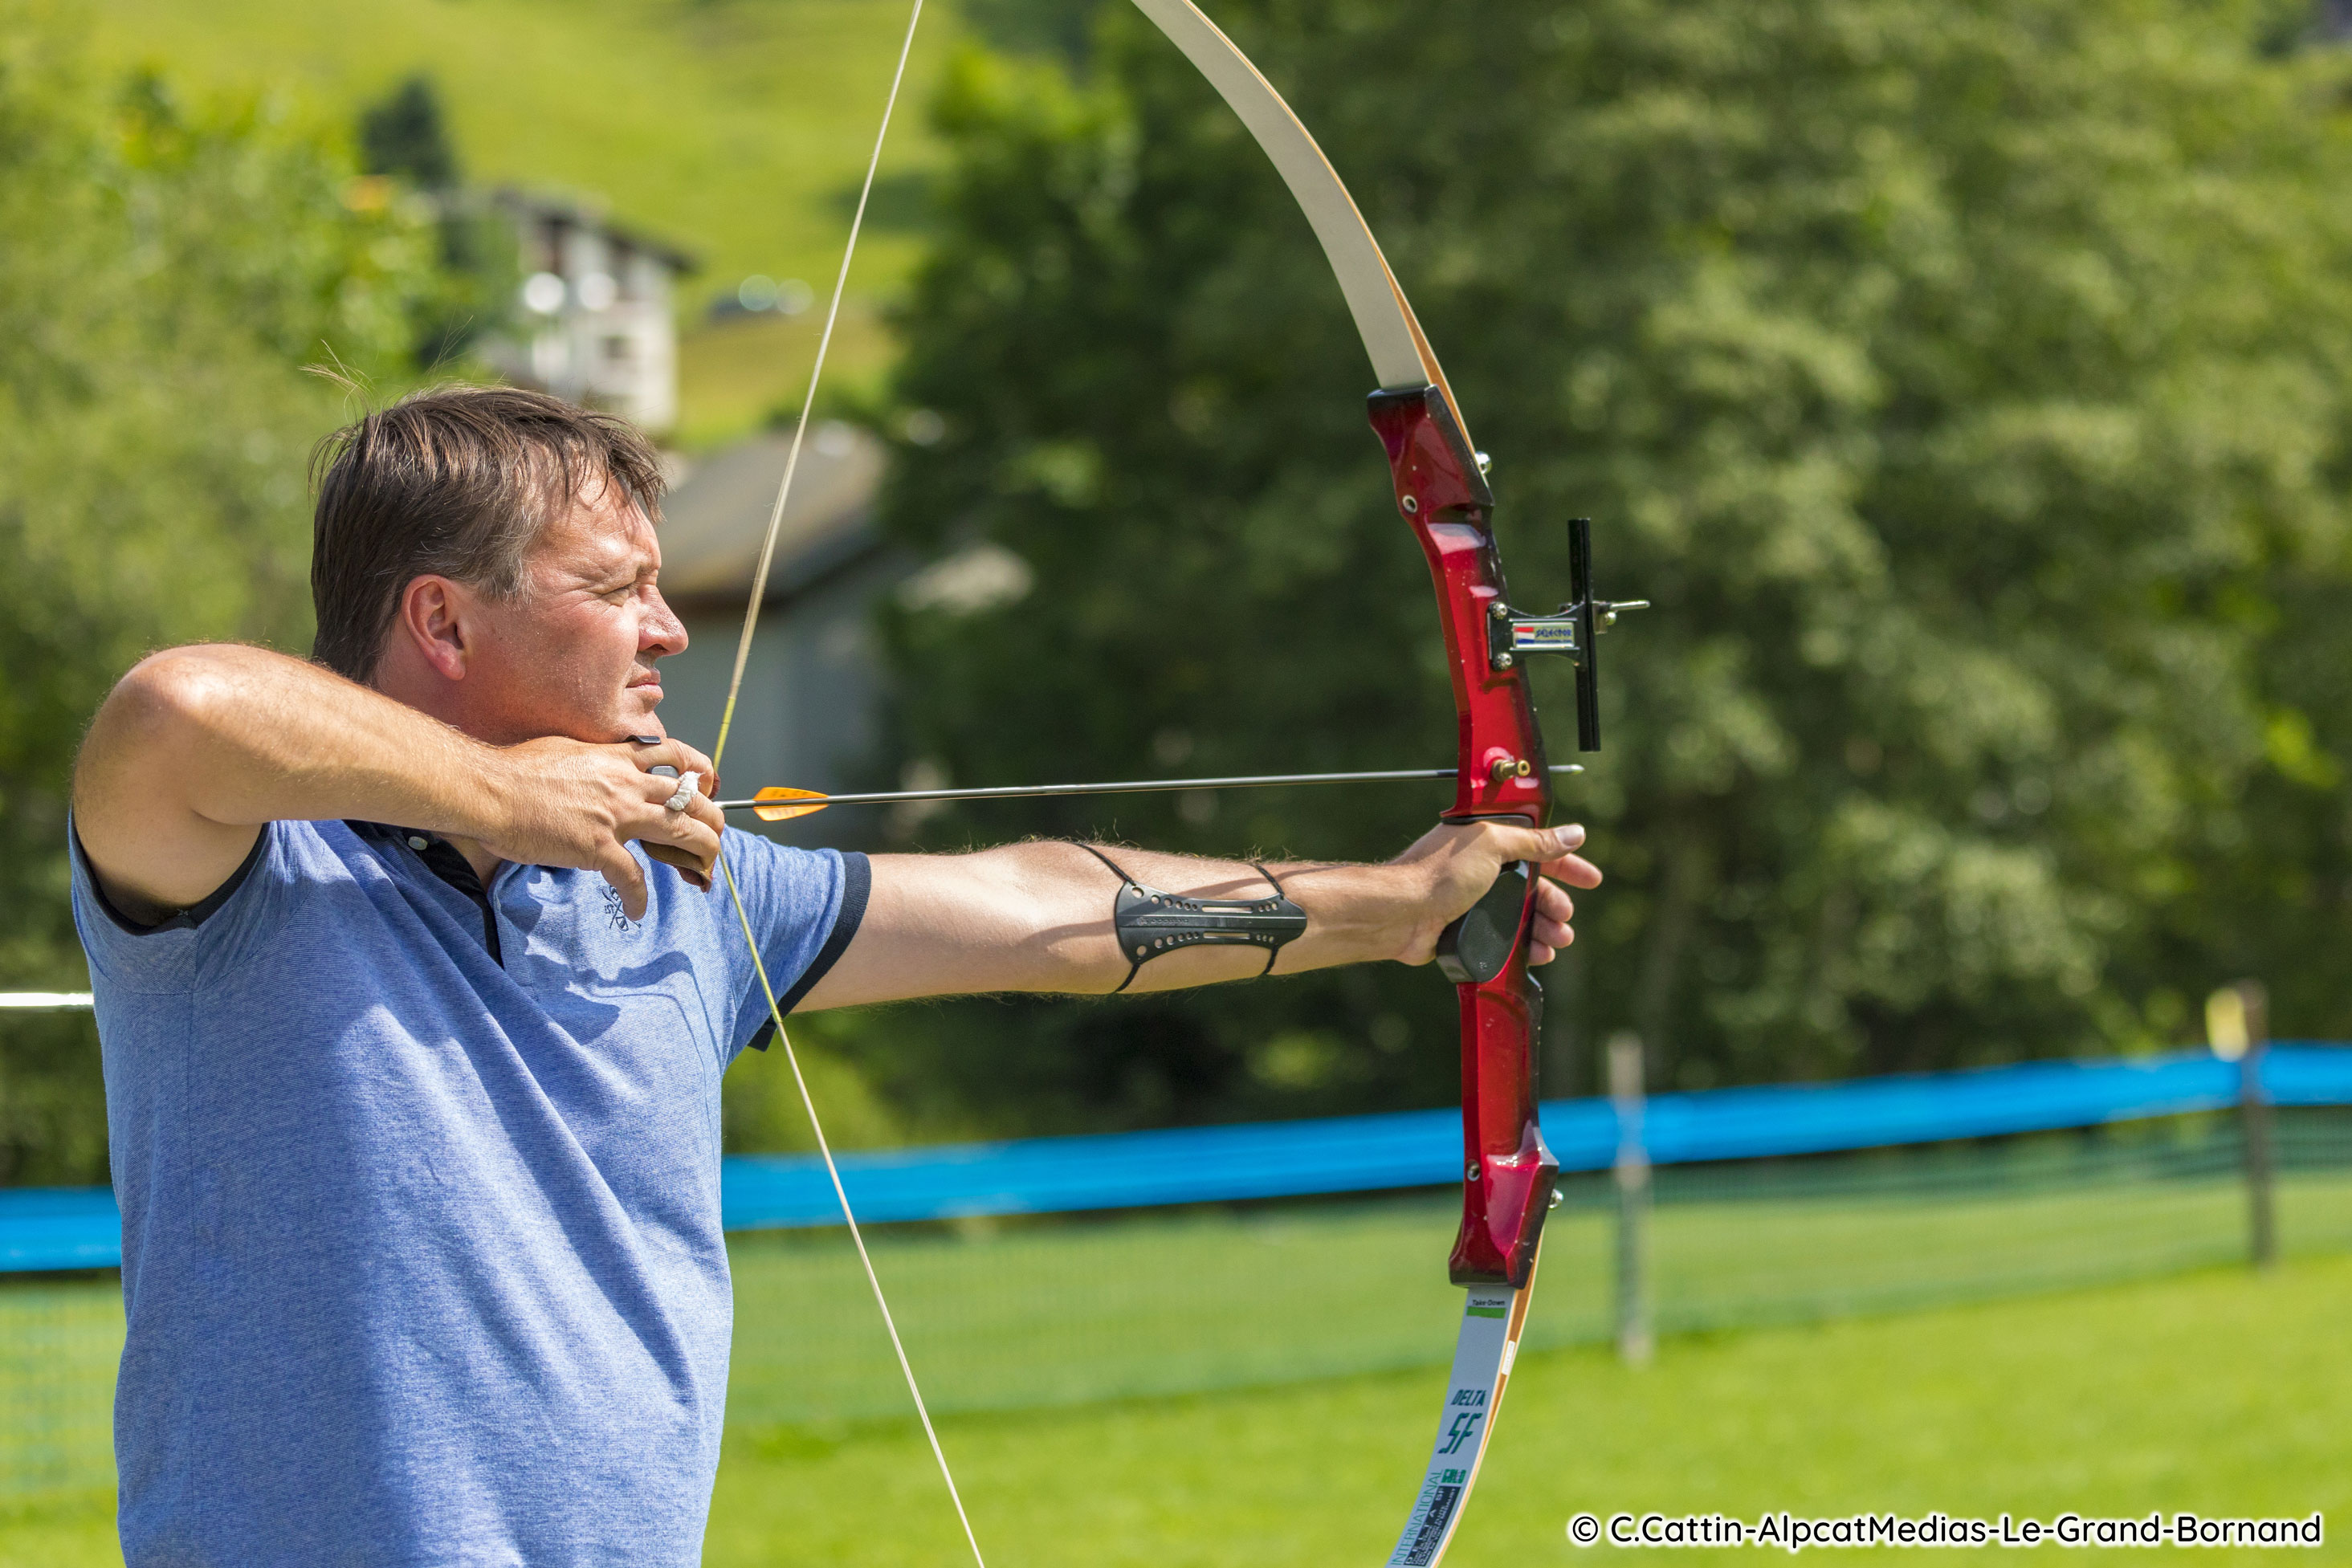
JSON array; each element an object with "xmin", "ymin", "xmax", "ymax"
[{"xmin": 601, "ymin": 881, "xmax": 636, "ymax": 933}]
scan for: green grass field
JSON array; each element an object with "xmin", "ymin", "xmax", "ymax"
[
  {"xmin": 8, "ymin": 1252, "xmax": 2345, "ymax": 1565},
  {"xmin": 720, "ymin": 1252, "xmax": 2352, "ymax": 1568},
  {"xmin": 7, "ymin": 1162, "xmax": 2348, "ymax": 1564},
  {"xmin": 79, "ymin": 0, "xmax": 969, "ymax": 446}
]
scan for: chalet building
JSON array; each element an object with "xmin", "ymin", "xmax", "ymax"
[{"xmin": 479, "ymin": 189, "xmax": 696, "ymax": 434}]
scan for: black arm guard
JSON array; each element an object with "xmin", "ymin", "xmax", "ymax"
[{"xmin": 1077, "ymin": 845, "xmax": 1307, "ymax": 993}]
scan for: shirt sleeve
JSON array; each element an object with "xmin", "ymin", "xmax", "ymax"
[
  {"xmin": 67, "ymin": 816, "xmax": 289, "ymax": 996},
  {"xmin": 715, "ymin": 837, "xmax": 870, "ymax": 1054}
]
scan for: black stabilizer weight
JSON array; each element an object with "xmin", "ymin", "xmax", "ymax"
[{"xmin": 1570, "ymin": 517, "xmax": 1600, "ymax": 752}]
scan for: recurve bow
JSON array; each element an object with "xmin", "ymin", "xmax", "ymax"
[
  {"xmin": 709, "ymin": 4, "xmax": 1641, "ymax": 1562},
  {"xmin": 1121, "ymin": 5, "xmax": 1644, "ymax": 1558}
]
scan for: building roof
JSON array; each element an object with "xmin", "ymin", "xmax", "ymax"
[
  {"xmin": 488, "ymin": 185, "xmax": 701, "ymax": 275},
  {"xmin": 655, "ymin": 423, "xmax": 888, "ymax": 610}
]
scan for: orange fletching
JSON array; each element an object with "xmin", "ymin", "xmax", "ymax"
[{"xmin": 752, "ymin": 786, "xmax": 831, "ymax": 822}]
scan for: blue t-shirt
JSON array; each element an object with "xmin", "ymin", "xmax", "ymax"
[{"xmin": 69, "ymin": 817, "xmax": 867, "ymax": 1567}]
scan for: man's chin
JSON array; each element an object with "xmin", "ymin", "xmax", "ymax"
[
  {"xmin": 612, "ymin": 695, "xmax": 666, "ymax": 743},
  {"xmin": 567, "ymin": 707, "xmax": 660, "ymax": 746}
]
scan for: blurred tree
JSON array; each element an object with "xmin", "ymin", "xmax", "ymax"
[
  {"xmin": 353, "ymin": 71, "xmax": 517, "ymax": 371},
  {"xmin": 841, "ymin": 0, "xmax": 2352, "ymax": 1135},
  {"xmin": 0, "ymin": 4, "xmax": 449, "ymax": 1182},
  {"xmin": 357, "ymin": 72, "xmax": 459, "ymax": 189},
  {"xmin": 964, "ymin": 0, "xmax": 1104, "ymax": 65}
]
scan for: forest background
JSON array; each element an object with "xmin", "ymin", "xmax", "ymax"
[{"xmin": 5, "ymin": 0, "xmax": 2352, "ymax": 1184}]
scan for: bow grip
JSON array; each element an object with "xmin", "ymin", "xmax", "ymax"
[{"xmin": 1434, "ymin": 861, "xmax": 1531, "ymax": 986}]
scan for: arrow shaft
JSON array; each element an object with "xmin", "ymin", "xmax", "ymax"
[{"xmin": 717, "ymin": 764, "xmax": 1581, "ymax": 813}]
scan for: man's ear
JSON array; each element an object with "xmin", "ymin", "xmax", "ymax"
[{"xmin": 395, "ymin": 576, "xmax": 473, "ymax": 682}]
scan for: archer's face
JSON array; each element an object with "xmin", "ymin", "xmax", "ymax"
[{"xmin": 463, "ymin": 479, "xmax": 688, "ymax": 746}]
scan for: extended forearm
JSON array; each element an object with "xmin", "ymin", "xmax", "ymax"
[
  {"xmin": 1066, "ymin": 843, "xmax": 1426, "ymax": 984},
  {"xmin": 805, "ymin": 839, "xmax": 1429, "ymax": 1008}
]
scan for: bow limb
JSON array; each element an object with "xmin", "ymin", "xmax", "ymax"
[
  {"xmin": 1126, "ymin": 0, "xmax": 1465, "ymax": 418},
  {"xmin": 1121, "ymin": 4, "xmax": 1559, "ymax": 1562}
]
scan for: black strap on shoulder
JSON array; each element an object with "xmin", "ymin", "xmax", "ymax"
[{"xmin": 1075, "ymin": 844, "xmax": 1307, "ymax": 994}]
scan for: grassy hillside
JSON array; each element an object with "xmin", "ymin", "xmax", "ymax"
[{"xmin": 81, "ymin": 0, "xmax": 970, "ymax": 445}]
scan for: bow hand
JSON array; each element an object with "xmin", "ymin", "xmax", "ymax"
[{"xmin": 1391, "ymin": 821, "xmax": 1600, "ymax": 969}]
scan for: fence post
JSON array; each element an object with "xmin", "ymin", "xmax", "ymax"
[
  {"xmin": 2207, "ymin": 981, "xmax": 2276, "ymax": 1271},
  {"xmin": 1609, "ymin": 1031, "xmax": 1653, "ymax": 1365}
]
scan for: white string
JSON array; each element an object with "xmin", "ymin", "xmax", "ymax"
[
  {"xmin": 703, "ymin": 3, "xmax": 985, "ymax": 1562},
  {"xmin": 712, "ymin": 0, "xmax": 927, "ymax": 768},
  {"xmin": 715, "ymin": 857, "xmax": 986, "ymax": 1568}
]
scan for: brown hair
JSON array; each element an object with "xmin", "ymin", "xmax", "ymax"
[{"xmin": 308, "ymin": 385, "xmax": 668, "ymax": 681}]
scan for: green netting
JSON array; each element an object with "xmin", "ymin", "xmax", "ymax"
[
  {"xmin": 0, "ymin": 1281, "xmax": 121, "ymax": 1504},
  {"xmin": 722, "ymin": 1111, "xmax": 2352, "ymax": 1429},
  {"xmin": 1612, "ymin": 1113, "xmax": 2352, "ymax": 1334},
  {"xmin": 10, "ymin": 1109, "xmax": 2352, "ymax": 1500}
]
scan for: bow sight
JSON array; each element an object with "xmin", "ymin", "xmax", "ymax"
[{"xmin": 1483, "ymin": 516, "xmax": 1649, "ymax": 752}]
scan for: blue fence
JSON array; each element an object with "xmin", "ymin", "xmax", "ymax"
[
  {"xmin": 0, "ymin": 1187, "xmax": 123, "ymax": 1273},
  {"xmin": 8, "ymin": 1045, "xmax": 2349, "ymax": 1273}
]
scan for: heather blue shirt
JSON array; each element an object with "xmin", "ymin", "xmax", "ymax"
[{"xmin": 70, "ymin": 817, "xmax": 867, "ymax": 1566}]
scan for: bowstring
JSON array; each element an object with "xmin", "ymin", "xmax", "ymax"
[
  {"xmin": 715, "ymin": 859, "xmax": 985, "ymax": 1568},
  {"xmin": 711, "ymin": 0, "xmax": 919, "ymax": 768},
  {"xmin": 705, "ymin": 5, "xmax": 986, "ymax": 1564}
]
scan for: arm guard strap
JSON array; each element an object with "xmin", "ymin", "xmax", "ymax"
[{"xmin": 1077, "ymin": 844, "xmax": 1306, "ymax": 994}]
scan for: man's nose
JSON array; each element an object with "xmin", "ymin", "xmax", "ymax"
[{"xmin": 643, "ymin": 590, "xmax": 688, "ymax": 655}]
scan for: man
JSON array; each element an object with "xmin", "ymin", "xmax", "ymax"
[{"xmin": 70, "ymin": 385, "xmax": 1600, "ymax": 1565}]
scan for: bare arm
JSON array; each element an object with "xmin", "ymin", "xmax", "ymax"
[
  {"xmin": 797, "ymin": 823, "xmax": 1600, "ymax": 1009},
  {"xmin": 71, "ymin": 643, "xmax": 724, "ymax": 925}
]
